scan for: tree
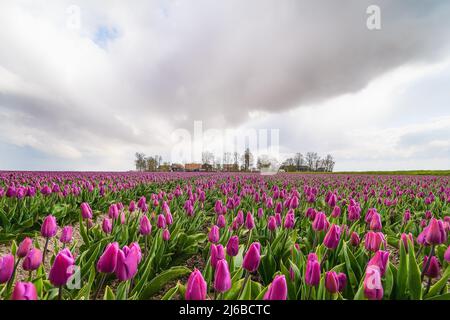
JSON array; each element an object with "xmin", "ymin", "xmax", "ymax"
[
  {"xmin": 293, "ymin": 153, "xmax": 304, "ymax": 170},
  {"xmin": 233, "ymin": 152, "xmax": 240, "ymax": 171},
  {"xmin": 202, "ymin": 151, "xmax": 214, "ymax": 165},
  {"xmin": 323, "ymin": 154, "xmax": 335, "ymax": 172},
  {"xmin": 241, "ymin": 148, "xmax": 254, "ymax": 171},
  {"xmin": 305, "ymin": 152, "xmax": 319, "ymax": 171},
  {"xmin": 135, "ymin": 153, "xmax": 146, "ymax": 172},
  {"xmin": 145, "ymin": 156, "xmax": 158, "ymax": 171}
]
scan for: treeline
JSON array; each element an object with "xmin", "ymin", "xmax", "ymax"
[
  {"xmin": 280, "ymin": 152, "xmax": 335, "ymax": 172},
  {"xmin": 134, "ymin": 150, "xmax": 335, "ymax": 172}
]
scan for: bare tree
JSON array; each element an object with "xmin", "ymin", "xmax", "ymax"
[
  {"xmin": 233, "ymin": 152, "xmax": 240, "ymax": 171},
  {"xmin": 202, "ymin": 151, "xmax": 214, "ymax": 165},
  {"xmin": 324, "ymin": 154, "xmax": 335, "ymax": 172},
  {"xmin": 293, "ymin": 153, "xmax": 304, "ymax": 170},
  {"xmin": 241, "ymin": 148, "xmax": 254, "ymax": 171},
  {"xmin": 135, "ymin": 152, "xmax": 146, "ymax": 171}
]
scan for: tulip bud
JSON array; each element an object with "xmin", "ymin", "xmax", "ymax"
[
  {"xmin": 325, "ymin": 271, "xmax": 339, "ymax": 293},
  {"xmin": 214, "ymin": 259, "xmax": 231, "ymax": 293},
  {"xmin": 423, "ymin": 256, "xmax": 440, "ymax": 278},
  {"xmin": 367, "ymin": 250, "xmax": 389, "ymax": 276},
  {"xmin": 0, "ymin": 254, "xmax": 14, "ymax": 284},
  {"xmin": 400, "ymin": 233, "xmax": 414, "ymax": 252},
  {"xmin": 312, "ymin": 212, "xmax": 328, "ymax": 231},
  {"xmin": 11, "ymin": 282, "xmax": 38, "ymax": 300},
  {"xmin": 17, "ymin": 237, "xmax": 33, "ymax": 258},
  {"xmin": 268, "ymin": 216, "xmax": 277, "ymax": 231},
  {"xmin": 41, "ymin": 215, "xmax": 57, "ymax": 238},
  {"xmin": 129, "ymin": 200, "xmax": 136, "ymax": 213},
  {"xmin": 425, "ymin": 218, "xmax": 447, "ymax": 245},
  {"xmin": 323, "ymin": 224, "xmax": 341, "ymax": 249},
  {"xmin": 364, "ymin": 265, "xmax": 383, "ymax": 300},
  {"xmin": 331, "ymin": 206, "xmax": 341, "ymax": 218},
  {"xmin": 22, "ymin": 248, "xmax": 42, "ymax": 271},
  {"xmin": 115, "ymin": 246, "xmax": 139, "ymax": 281},
  {"xmin": 162, "ymin": 229, "xmax": 171, "ymax": 241},
  {"xmin": 97, "ymin": 242, "xmax": 119, "ymax": 273},
  {"xmin": 444, "ymin": 245, "xmax": 450, "ymax": 263},
  {"xmin": 217, "ymin": 215, "xmax": 226, "ymax": 228},
  {"xmin": 185, "ymin": 269, "xmax": 207, "ymax": 300},
  {"xmin": 80, "ymin": 202, "xmax": 93, "ymax": 219},
  {"xmin": 369, "ymin": 213, "xmax": 382, "ymax": 231},
  {"xmin": 208, "ymin": 225, "xmax": 220, "ymax": 243},
  {"xmin": 350, "ymin": 232, "xmax": 360, "ymax": 247},
  {"xmin": 226, "ymin": 235, "xmax": 239, "ymax": 257},
  {"xmin": 60, "ymin": 226, "xmax": 73, "ymax": 244},
  {"xmin": 403, "ymin": 209, "xmax": 411, "ymax": 223},
  {"xmin": 139, "ymin": 215, "xmax": 152, "ymax": 236},
  {"xmin": 210, "ymin": 244, "xmax": 225, "ymax": 269},
  {"xmin": 284, "ymin": 212, "xmax": 295, "ymax": 229},
  {"xmin": 245, "ymin": 212, "xmax": 255, "ymax": 230},
  {"xmin": 102, "ymin": 217, "xmax": 112, "ymax": 234},
  {"xmin": 49, "ymin": 249, "xmax": 75, "ymax": 287},
  {"xmin": 305, "ymin": 253, "xmax": 320, "ymax": 286},
  {"xmin": 157, "ymin": 214, "xmax": 166, "ymax": 229},
  {"xmin": 337, "ymin": 273, "xmax": 347, "ymax": 292},
  {"xmin": 108, "ymin": 204, "xmax": 119, "ymax": 219},
  {"xmin": 364, "ymin": 231, "xmax": 386, "ymax": 252},
  {"xmin": 242, "ymin": 242, "xmax": 261, "ymax": 272},
  {"xmin": 264, "ymin": 275, "xmax": 287, "ymax": 300}
]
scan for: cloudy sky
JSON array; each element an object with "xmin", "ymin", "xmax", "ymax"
[{"xmin": 0, "ymin": 0, "xmax": 449, "ymax": 171}]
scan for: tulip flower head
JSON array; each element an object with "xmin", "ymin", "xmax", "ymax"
[
  {"xmin": 60, "ymin": 226, "xmax": 73, "ymax": 244},
  {"xmin": 0, "ymin": 254, "xmax": 14, "ymax": 284},
  {"xmin": 97, "ymin": 242, "xmax": 119, "ymax": 274},
  {"xmin": 214, "ymin": 259, "xmax": 231, "ymax": 293},
  {"xmin": 185, "ymin": 269, "xmax": 207, "ymax": 300},
  {"xmin": 80, "ymin": 202, "xmax": 93, "ymax": 219},
  {"xmin": 305, "ymin": 253, "xmax": 320, "ymax": 286},
  {"xmin": 208, "ymin": 225, "xmax": 220, "ymax": 243},
  {"xmin": 226, "ymin": 235, "xmax": 239, "ymax": 257},
  {"xmin": 323, "ymin": 224, "xmax": 341, "ymax": 249},
  {"xmin": 139, "ymin": 215, "xmax": 152, "ymax": 236},
  {"xmin": 49, "ymin": 249, "xmax": 75, "ymax": 287},
  {"xmin": 264, "ymin": 275, "xmax": 287, "ymax": 300},
  {"xmin": 22, "ymin": 248, "xmax": 42, "ymax": 271},
  {"xmin": 41, "ymin": 215, "xmax": 57, "ymax": 238},
  {"xmin": 17, "ymin": 237, "xmax": 33, "ymax": 258},
  {"xmin": 242, "ymin": 242, "xmax": 261, "ymax": 272},
  {"xmin": 11, "ymin": 282, "xmax": 38, "ymax": 300}
]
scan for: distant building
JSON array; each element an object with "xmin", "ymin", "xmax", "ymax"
[
  {"xmin": 298, "ymin": 165, "xmax": 310, "ymax": 172},
  {"xmin": 222, "ymin": 164, "xmax": 236, "ymax": 172},
  {"xmin": 171, "ymin": 163, "xmax": 185, "ymax": 172},
  {"xmin": 185, "ymin": 163, "xmax": 202, "ymax": 172},
  {"xmin": 202, "ymin": 163, "xmax": 213, "ymax": 172}
]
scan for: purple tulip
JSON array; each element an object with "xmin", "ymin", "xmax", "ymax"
[
  {"xmin": 323, "ymin": 224, "xmax": 341, "ymax": 249},
  {"xmin": 162, "ymin": 229, "xmax": 171, "ymax": 241},
  {"xmin": 425, "ymin": 218, "xmax": 447, "ymax": 245},
  {"xmin": 312, "ymin": 212, "xmax": 328, "ymax": 232},
  {"xmin": 185, "ymin": 269, "xmax": 207, "ymax": 300},
  {"xmin": 17, "ymin": 237, "xmax": 33, "ymax": 258},
  {"xmin": 364, "ymin": 265, "xmax": 383, "ymax": 300},
  {"xmin": 49, "ymin": 249, "xmax": 75, "ymax": 287},
  {"xmin": 102, "ymin": 217, "xmax": 112, "ymax": 234},
  {"xmin": 11, "ymin": 282, "xmax": 38, "ymax": 300},
  {"xmin": 208, "ymin": 225, "xmax": 220, "ymax": 243},
  {"xmin": 80, "ymin": 202, "xmax": 93, "ymax": 219},
  {"xmin": 268, "ymin": 216, "xmax": 277, "ymax": 231},
  {"xmin": 245, "ymin": 212, "xmax": 255, "ymax": 230},
  {"xmin": 139, "ymin": 215, "xmax": 152, "ymax": 236},
  {"xmin": 210, "ymin": 244, "xmax": 225, "ymax": 269},
  {"xmin": 60, "ymin": 226, "xmax": 73, "ymax": 244},
  {"xmin": 0, "ymin": 254, "xmax": 14, "ymax": 284},
  {"xmin": 325, "ymin": 271, "xmax": 339, "ymax": 293},
  {"xmin": 157, "ymin": 214, "xmax": 166, "ymax": 229},
  {"xmin": 264, "ymin": 275, "xmax": 287, "ymax": 300},
  {"xmin": 214, "ymin": 259, "xmax": 231, "ymax": 293},
  {"xmin": 284, "ymin": 212, "xmax": 295, "ymax": 229},
  {"xmin": 22, "ymin": 248, "xmax": 42, "ymax": 271},
  {"xmin": 444, "ymin": 245, "xmax": 450, "ymax": 263},
  {"xmin": 350, "ymin": 232, "xmax": 360, "ymax": 247},
  {"xmin": 305, "ymin": 253, "xmax": 320, "ymax": 286},
  {"xmin": 242, "ymin": 242, "xmax": 261, "ymax": 272},
  {"xmin": 97, "ymin": 242, "xmax": 119, "ymax": 273},
  {"xmin": 41, "ymin": 215, "xmax": 57, "ymax": 238},
  {"xmin": 115, "ymin": 245, "xmax": 139, "ymax": 281},
  {"xmin": 226, "ymin": 235, "xmax": 239, "ymax": 257},
  {"xmin": 423, "ymin": 256, "xmax": 440, "ymax": 278},
  {"xmin": 367, "ymin": 250, "xmax": 389, "ymax": 276}
]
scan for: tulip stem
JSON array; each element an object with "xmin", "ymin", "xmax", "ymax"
[
  {"xmin": 42, "ymin": 237, "xmax": 49, "ymax": 265},
  {"xmin": 238, "ymin": 271, "xmax": 250, "ymax": 299},
  {"xmin": 58, "ymin": 286, "xmax": 63, "ymax": 300},
  {"xmin": 320, "ymin": 249, "xmax": 329, "ymax": 270},
  {"xmin": 421, "ymin": 244, "xmax": 435, "ymax": 281},
  {"xmin": 415, "ymin": 246, "xmax": 423, "ymax": 260},
  {"xmin": 425, "ymin": 277, "xmax": 432, "ymax": 295},
  {"xmin": 93, "ymin": 273, "xmax": 107, "ymax": 300}
]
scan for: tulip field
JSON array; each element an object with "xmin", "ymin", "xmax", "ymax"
[{"xmin": 0, "ymin": 171, "xmax": 449, "ymax": 301}]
